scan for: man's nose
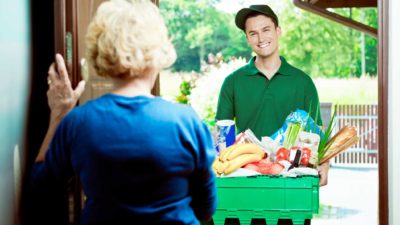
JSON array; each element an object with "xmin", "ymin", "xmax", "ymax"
[{"xmin": 258, "ymin": 33, "xmax": 266, "ymax": 42}]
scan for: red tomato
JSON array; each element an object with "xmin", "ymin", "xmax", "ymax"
[
  {"xmin": 301, "ymin": 147, "xmax": 311, "ymax": 166},
  {"xmin": 276, "ymin": 147, "xmax": 289, "ymax": 161}
]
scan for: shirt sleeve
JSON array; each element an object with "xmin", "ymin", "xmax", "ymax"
[
  {"xmin": 216, "ymin": 75, "xmax": 235, "ymax": 121},
  {"xmin": 304, "ymin": 76, "xmax": 323, "ymax": 126},
  {"xmin": 188, "ymin": 116, "xmax": 217, "ymax": 221},
  {"xmin": 26, "ymin": 115, "xmax": 76, "ymax": 225},
  {"xmin": 29, "ymin": 113, "xmax": 76, "ymax": 200}
]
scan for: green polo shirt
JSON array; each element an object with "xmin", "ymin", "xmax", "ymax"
[{"xmin": 216, "ymin": 56, "xmax": 322, "ymax": 139}]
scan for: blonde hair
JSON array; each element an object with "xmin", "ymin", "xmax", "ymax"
[{"xmin": 86, "ymin": 0, "xmax": 176, "ymax": 78}]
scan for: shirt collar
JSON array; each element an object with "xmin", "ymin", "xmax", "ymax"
[{"xmin": 246, "ymin": 56, "xmax": 291, "ymax": 76}]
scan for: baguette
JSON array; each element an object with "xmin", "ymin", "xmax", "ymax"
[
  {"xmin": 326, "ymin": 126, "xmax": 357, "ymax": 149},
  {"xmin": 319, "ymin": 136, "xmax": 359, "ymax": 164},
  {"xmin": 319, "ymin": 126, "xmax": 359, "ymax": 164}
]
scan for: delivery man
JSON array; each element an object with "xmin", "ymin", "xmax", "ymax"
[{"xmin": 215, "ymin": 4, "xmax": 330, "ymax": 192}]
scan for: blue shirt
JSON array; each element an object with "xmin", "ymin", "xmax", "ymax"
[{"xmin": 30, "ymin": 94, "xmax": 217, "ymax": 225}]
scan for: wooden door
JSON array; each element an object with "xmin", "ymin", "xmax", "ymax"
[{"xmin": 54, "ymin": 0, "xmax": 80, "ymax": 88}]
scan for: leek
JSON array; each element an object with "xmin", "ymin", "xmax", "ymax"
[
  {"xmin": 283, "ymin": 122, "xmax": 302, "ymax": 149},
  {"xmin": 317, "ymin": 108, "xmax": 337, "ymax": 163}
]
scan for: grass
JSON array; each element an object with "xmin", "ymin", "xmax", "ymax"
[
  {"xmin": 313, "ymin": 76, "xmax": 378, "ymax": 105},
  {"xmin": 159, "ymin": 71, "xmax": 378, "ymax": 105}
]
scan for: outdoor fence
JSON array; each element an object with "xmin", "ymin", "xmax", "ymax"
[{"xmin": 331, "ymin": 104, "xmax": 378, "ymax": 166}]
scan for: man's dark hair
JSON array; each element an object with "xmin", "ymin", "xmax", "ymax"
[{"xmin": 244, "ymin": 11, "xmax": 279, "ymax": 30}]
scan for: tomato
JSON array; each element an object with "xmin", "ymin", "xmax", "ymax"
[
  {"xmin": 276, "ymin": 147, "xmax": 289, "ymax": 161},
  {"xmin": 301, "ymin": 147, "xmax": 311, "ymax": 166}
]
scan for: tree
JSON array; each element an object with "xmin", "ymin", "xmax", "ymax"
[
  {"xmin": 279, "ymin": 4, "xmax": 377, "ymax": 78},
  {"xmin": 160, "ymin": 0, "xmax": 251, "ymax": 72},
  {"xmin": 160, "ymin": 0, "xmax": 377, "ymax": 77}
]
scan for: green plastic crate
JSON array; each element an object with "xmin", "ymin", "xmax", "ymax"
[{"xmin": 212, "ymin": 175, "xmax": 319, "ymax": 225}]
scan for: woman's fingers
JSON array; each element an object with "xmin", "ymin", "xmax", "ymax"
[
  {"xmin": 47, "ymin": 63, "xmax": 57, "ymax": 84},
  {"xmin": 74, "ymin": 80, "xmax": 86, "ymax": 99},
  {"xmin": 55, "ymin": 53, "xmax": 70, "ymax": 83}
]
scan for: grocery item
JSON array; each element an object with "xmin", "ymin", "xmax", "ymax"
[
  {"xmin": 223, "ymin": 153, "xmax": 264, "ymax": 175},
  {"xmin": 214, "ymin": 143, "xmax": 268, "ymax": 175},
  {"xmin": 216, "ymin": 120, "xmax": 236, "ymax": 152},
  {"xmin": 272, "ymin": 109, "xmax": 323, "ymax": 145},
  {"xmin": 226, "ymin": 143, "xmax": 265, "ymax": 161},
  {"xmin": 275, "ymin": 147, "xmax": 289, "ymax": 161},
  {"xmin": 319, "ymin": 126, "xmax": 359, "ymax": 164},
  {"xmin": 219, "ymin": 144, "xmax": 238, "ymax": 162},
  {"xmin": 296, "ymin": 131, "xmax": 320, "ymax": 166}
]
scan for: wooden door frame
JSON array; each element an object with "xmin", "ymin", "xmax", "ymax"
[
  {"xmin": 54, "ymin": 1, "xmax": 82, "ymax": 224},
  {"xmin": 293, "ymin": 0, "xmax": 389, "ymax": 223},
  {"xmin": 54, "ymin": 0, "xmax": 80, "ymax": 88},
  {"xmin": 378, "ymin": 0, "xmax": 389, "ymax": 224}
]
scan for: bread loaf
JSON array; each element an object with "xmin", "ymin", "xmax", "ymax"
[{"xmin": 319, "ymin": 126, "xmax": 359, "ymax": 164}]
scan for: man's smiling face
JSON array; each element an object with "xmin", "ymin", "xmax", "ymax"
[{"xmin": 245, "ymin": 14, "xmax": 281, "ymax": 59}]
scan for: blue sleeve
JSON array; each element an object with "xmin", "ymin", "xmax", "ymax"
[
  {"xmin": 188, "ymin": 114, "xmax": 217, "ymax": 221},
  {"xmin": 27, "ymin": 114, "xmax": 77, "ymax": 225},
  {"xmin": 29, "ymin": 113, "xmax": 76, "ymax": 198}
]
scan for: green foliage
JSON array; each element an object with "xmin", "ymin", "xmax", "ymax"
[
  {"xmin": 160, "ymin": 0, "xmax": 377, "ymax": 77},
  {"xmin": 318, "ymin": 109, "xmax": 337, "ymax": 163},
  {"xmin": 279, "ymin": 4, "xmax": 377, "ymax": 77},
  {"xmin": 160, "ymin": 0, "xmax": 251, "ymax": 72},
  {"xmin": 176, "ymin": 79, "xmax": 195, "ymax": 104}
]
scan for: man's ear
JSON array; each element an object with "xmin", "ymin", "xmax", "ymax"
[{"xmin": 276, "ymin": 26, "xmax": 282, "ymax": 37}]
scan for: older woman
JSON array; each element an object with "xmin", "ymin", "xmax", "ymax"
[{"xmin": 30, "ymin": 0, "xmax": 216, "ymax": 224}]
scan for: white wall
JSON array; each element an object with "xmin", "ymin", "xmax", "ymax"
[
  {"xmin": 0, "ymin": 0, "xmax": 30, "ymax": 225},
  {"xmin": 388, "ymin": 0, "xmax": 400, "ymax": 224}
]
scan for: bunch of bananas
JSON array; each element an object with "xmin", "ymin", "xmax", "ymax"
[{"xmin": 212, "ymin": 143, "xmax": 266, "ymax": 176}]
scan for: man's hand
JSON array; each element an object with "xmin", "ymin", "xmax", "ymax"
[
  {"xmin": 47, "ymin": 54, "xmax": 85, "ymax": 123},
  {"xmin": 317, "ymin": 161, "xmax": 330, "ymax": 186}
]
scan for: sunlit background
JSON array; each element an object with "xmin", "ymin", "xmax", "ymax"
[{"xmin": 159, "ymin": 1, "xmax": 378, "ymax": 224}]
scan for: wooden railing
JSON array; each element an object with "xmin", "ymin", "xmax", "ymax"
[{"xmin": 332, "ymin": 104, "xmax": 378, "ymax": 165}]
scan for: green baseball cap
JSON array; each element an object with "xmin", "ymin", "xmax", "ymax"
[{"xmin": 235, "ymin": 5, "xmax": 279, "ymax": 31}]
